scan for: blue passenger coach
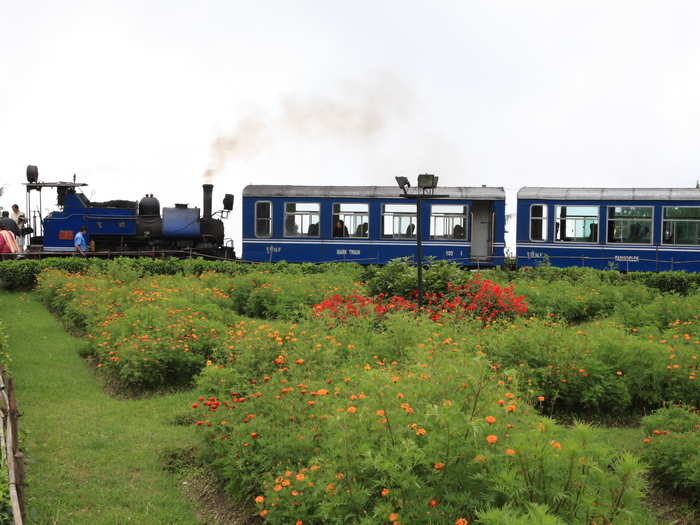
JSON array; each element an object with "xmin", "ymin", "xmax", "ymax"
[
  {"xmin": 516, "ymin": 187, "xmax": 700, "ymax": 272},
  {"xmin": 242, "ymin": 185, "xmax": 505, "ymax": 264}
]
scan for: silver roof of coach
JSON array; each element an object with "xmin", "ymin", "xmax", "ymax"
[
  {"xmin": 243, "ymin": 185, "xmax": 505, "ymax": 200},
  {"xmin": 518, "ymin": 187, "xmax": 700, "ymax": 201}
]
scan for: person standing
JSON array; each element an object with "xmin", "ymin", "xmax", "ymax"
[
  {"xmin": 0, "ymin": 225, "xmax": 12, "ymax": 260},
  {"xmin": 0, "ymin": 223, "xmax": 18, "ymax": 256},
  {"xmin": 10, "ymin": 204, "xmax": 26, "ymax": 252},
  {"xmin": 74, "ymin": 226, "xmax": 89, "ymax": 256},
  {"xmin": 0, "ymin": 211, "xmax": 19, "ymax": 237}
]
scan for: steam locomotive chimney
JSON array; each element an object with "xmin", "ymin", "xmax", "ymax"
[{"xmin": 202, "ymin": 184, "xmax": 213, "ymax": 219}]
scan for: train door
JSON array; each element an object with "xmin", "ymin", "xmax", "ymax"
[{"xmin": 471, "ymin": 201, "xmax": 493, "ymax": 259}]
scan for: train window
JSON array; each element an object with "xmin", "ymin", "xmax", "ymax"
[
  {"xmin": 529, "ymin": 204, "xmax": 547, "ymax": 241},
  {"xmin": 284, "ymin": 202, "xmax": 320, "ymax": 237},
  {"xmin": 554, "ymin": 205, "xmax": 599, "ymax": 243},
  {"xmin": 255, "ymin": 201, "xmax": 272, "ymax": 237},
  {"xmin": 430, "ymin": 204, "xmax": 467, "ymax": 240},
  {"xmin": 662, "ymin": 207, "xmax": 700, "ymax": 245},
  {"xmin": 382, "ymin": 204, "xmax": 416, "ymax": 239},
  {"xmin": 332, "ymin": 203, "xmax": 369, "ymax": 238},
  {"xmin": 607, "ymin": 206, "xmax": 652, "ymax": 244}
]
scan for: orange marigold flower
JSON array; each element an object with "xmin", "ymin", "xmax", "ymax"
[
  {"xmin": 550, "ymin": 440, "xmax": 562, "ymax": 450},
  {"xmin": 485, "ymin": 416, "xmax": 496, "ymax": 424},
  {"xmin": 505, "ymin": 392, "xmax": 515, "ymax": 399},
  {"xmin": 428, "ymin": 499, "xmax": 439, "ymax": 507},
  {"xmin": 433, "ymin": 462, "xmax": 445, "ymax": 470},
  {"xmin": 259, "ymin": 509, "xmax": 268, "ymax": 517},
  {"xmin": 254, "ymin": 495, "xmax": 265, "ymax": 504},
  {"xmin": 376, "ymin": 409, "xmax": 385, "ymax": 416},
  {"xmin": 296, "ymin": 473, "xmax": 305, "ymax": 481},
  {"xmin": 381, "ymin": 488, "xmax": 390, "ymax": 496},
  {"xmin": 416, "ymin": 428, "xmax": 427, "ymax": 436},
  {"xmin": 273, "ymin": 484, "xmax": 283, "ymax": 492},
  {"xmin": 389, "ymin": 513, "xmax": 399, "ymax": 521},
  {"xmin": 497, "ymin": 399, "xmax": 505, "ymax": 406},
  {"xmin": 347, "ymin": 406, "xmax": 357, "ymax": 414},
  {"xmin": 506, "ymin": 405, "xmax": 516, "ymax": 412},
  {"xmin": 486, "ymin": 435, "xmax": 498, "ymax": 444},
  {"xmin": 537, "ymin": 395, "xmax": 545, "ymax": 402},
  {"xmin": 505, "ymin": 449, "xmax": 516, "ymax": 455},
  {"xmin": 455, "ymin": 519, "xmax": 469, "ymax": 525},
  {"xmin": 643, "ymin": 438, "xmax": 651, "ymax": 444},
  {"xmin": 296, "ymin": 520, "xmax": 303, "ymax": 524}
]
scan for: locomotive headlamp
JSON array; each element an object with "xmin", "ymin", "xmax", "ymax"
[
  {"xmin": 395, "ymin": 176, "xmax": 410, "ymax": 194},
  {"xmin": 417, "ymin": 174, "xmax": 438, "ymax": 189},
  {"xmin": 223, "ymin": 194, "xmax": 234, "ymax": 211}
]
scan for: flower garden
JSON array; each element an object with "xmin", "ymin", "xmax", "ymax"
[{"xmin": 3, "ymin": 258, "xmax": 700, "ymax": 523}]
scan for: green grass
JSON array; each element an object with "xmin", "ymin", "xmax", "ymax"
[{"xmin": 0, "ymin": 291, "xmax": 201, "ymax": 524}]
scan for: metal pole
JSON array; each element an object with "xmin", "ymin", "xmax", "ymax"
[{"xmin": 416, "ymin": 195, "xmax": 423, "ymax": 310}]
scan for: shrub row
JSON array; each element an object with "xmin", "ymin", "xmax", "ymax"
[
  {"xmin": 0, "ymin": 257, "xmax": 364, "ymax": 290},
  {"xmin": 480, "ymin": 318, "xmax": 700, "ymax": 415},
  {"xmin": 508, "ymin": 265, "xmax": 700, "ymax": 296},
  {"xmin": 35, "ymin": 269, "xmax": 362, "ymax": 389},
  {"xmin": 640, "ymin": 406, "xmax": 700, "ymax": 502},
  {"xmin": 192, "ymin": 314, "xmax": 650, "ymax": 525}
]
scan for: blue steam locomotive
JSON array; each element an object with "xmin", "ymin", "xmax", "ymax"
[{"xmin": 24, "ymin": 165, "xmax": 235, "ymax": 258}]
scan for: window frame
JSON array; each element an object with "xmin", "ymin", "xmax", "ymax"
[
  {"xmin": 381, "ymin": 203, "xmax": 417, "ymax": 239},
  {"xmin": 429, "ymin": 203, "xmax": 468, "ymax": 241},
  {"xmin": 254, "ymin": 200, "xmax": 272, "ymax": 238},
  {"xmin": 662, "ymin": 205, "xmax": 700, "ymax": 246},
  {"xmin": 553, "ymin": 204, "xmax": 600, "ymax": 244},
  {"xmin": 332, "ymin": 202, "xmax": 370, "ymax": 239},
  {"xmin": 528, "ymin": 203, "xmax": 548, "ymax": 242},
  {"xmin": 283, "ymin": 201, "xmax": 321, "ymax": 238},
  {"xmin": 606, "ymin": 205, "xmax": 653, "ymax": 245}
]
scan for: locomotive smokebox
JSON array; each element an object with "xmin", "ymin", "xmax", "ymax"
[{"xmin": 202, "ymin": 184, "xmax": 213, "ymax": 219}]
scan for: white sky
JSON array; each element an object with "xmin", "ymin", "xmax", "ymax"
[{"xmin": 2, "ymin": 1, "xmax": 700, "ymax": 252}]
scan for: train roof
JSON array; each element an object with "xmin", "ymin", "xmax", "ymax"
[
  {"xmin": 518, "ymin": 187, "xmax": 700, "ymax": 201},
  {"xmin": 243, "ymin": 185, "xmax": 505, "ymax": 200}
]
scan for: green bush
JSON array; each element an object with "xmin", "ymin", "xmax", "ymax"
[
  {"xmin": 35, "ymin": 266, "xmax": 363, "ymax": 390},
  {"xmin": 191, "ymin": 316, "xmax": 649, "ymax": 525},
  {"xmin": 480, "ymin": 318, "xmax": 699, "ymax": 416},
  {"xmin": 366, "ymin": 258, "xmax": 466, "ymax": 297},
  {"xmin": 615, "ymin": 292, "xmax": 700, "ymax": 330},
  {"xmin": 640, "ymin": 406, "xmax": 700, "ymax": 501}
]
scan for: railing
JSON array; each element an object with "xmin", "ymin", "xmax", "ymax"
[{"xmin": 0, "ymin": 367, "xmax": 24, "ymax": 525}]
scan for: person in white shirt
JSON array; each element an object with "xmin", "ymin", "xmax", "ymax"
[{"xmin": 10, "ymin": 204, "xmax": 26, "ymax": 252}]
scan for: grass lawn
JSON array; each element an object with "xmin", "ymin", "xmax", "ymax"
[{"xmin": 0, "ymin": 291, "xmax": 201, "ymax": 524}]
